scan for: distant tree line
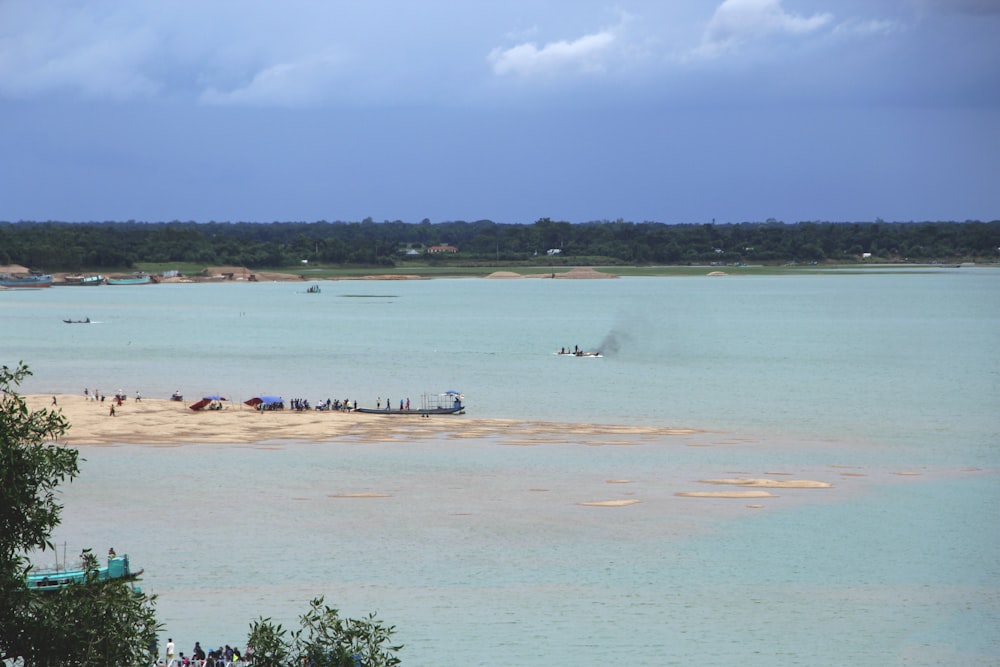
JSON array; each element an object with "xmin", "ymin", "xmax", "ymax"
[{"xmin": 1, "ymin": 218, "xmax": 997, "ymax": 270}]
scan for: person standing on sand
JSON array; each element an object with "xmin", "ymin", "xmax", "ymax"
[
  {"xmin": 109, "ymin": 404, "xmax": 115, "ymax": 417},
  {"xmin": 51, "ymin": 396, "xmax": 57, "ymax": 406},
  {"xmin": 165, "ymin": 637, "xmax": 175, "ymax": 667}
]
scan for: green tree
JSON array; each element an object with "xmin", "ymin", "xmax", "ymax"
[
  {"xmin": 0, "ymin": 362, "xmax": 160, "ymax": 667},
  {"xmin": 247, "ymin": 597, "xmax": 402, "ymax": 667}
]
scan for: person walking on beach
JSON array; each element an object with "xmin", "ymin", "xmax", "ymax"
[
  {"xmin": 51, "ymin": 396, "xmax": 57, "ymax": 406},
  {"xmin": 165, "ymin": 637, "xmax": 175, "ymax": 667},
  {"xmin": 109, "ymin": 404, "xmax": 115, "ymax": 417}
]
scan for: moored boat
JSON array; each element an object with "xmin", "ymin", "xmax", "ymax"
[
  {"xmin": 355, "ymin": 391, "xmax": 465, "ymax": 416},
  {"xmin": 26, "ymin": 552, "xmax": 143, "ymax": 592},
  {"xmin": 62, "ymin": 274, "xmax": 105, "ymax": 286},
  {"xmin": 63, "ymin": 317, "xmax": 92, "ymax": 324},
  {"xmin": 0, "ymin": 272, "xmax": 53, "ymax": 288},
  {"xmin": 107, "ymin": 273, "xmax": 153, "ymax": 285}
]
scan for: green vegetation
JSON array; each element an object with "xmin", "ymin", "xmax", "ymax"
[
  {"xmin": 2, "ymin": 218, "xmax": 997, "ymax": 274},
  {"xmin": 0, "ymin": 363, "xmax": 403, "ymax": 666},
  {"xmin": 247, "ymin": 598, "xmax": 402, "ymax": 667},
  {"xmin": 0, "ymin": 362, "xmax": 160, "ymax": 667}
]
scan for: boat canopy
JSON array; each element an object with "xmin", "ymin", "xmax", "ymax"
[{"xmin": 189, "ymin": 396, "xmax": 228, "ymax": 411}]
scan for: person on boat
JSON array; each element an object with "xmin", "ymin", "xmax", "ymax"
[{"xmin": 108, "ymin": 547, "xmax": 116, "ymax": 559}]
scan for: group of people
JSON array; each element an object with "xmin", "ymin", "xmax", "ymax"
[
  {"xmin": 375, "ymin": 397, "xmax": 410, "ymax": 411},
  {"xmin": 163, "ymin": 639, "xmax": 247, "ymax": 667},
  {"xmin": 287, "ymin": 397, "xmax": 359, "ymax": 412},
  {"xmin": 83, "ymin": 387, "xmax": 144, "ymax": 417}
]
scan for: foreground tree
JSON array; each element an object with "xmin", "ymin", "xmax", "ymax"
[
  {"xmin": 0, "ymin": 363, "xmax": 160, "ymax": 666},
  {"xmin": 247, "ymin": 597, "xmax": 402, "ymax": 667}
]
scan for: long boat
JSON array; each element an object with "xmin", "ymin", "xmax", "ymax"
[
  {"xmin": 62, "ymin": 274, "xmax": 105, "ymax": 286},
  {"xmin": 106, "ymin": 273, "xmax": 153, "ymax": 285},
  {"xmin": 355, "ymin": 391, "xmax": 465, "ymax": 416},
  {"xmin": 0, "ymin": 273, "xmax": 53, "ymax": 288},
  {"xmin": 26, "ymin": 553, "xmax": 143, "ymax": 592},
  {"xmin": 355, "ymin": 405, "xmax": 466, "ymax": 416}
]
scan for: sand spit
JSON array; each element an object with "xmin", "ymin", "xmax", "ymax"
[
  {"xmin": 485, "ymin": 267, "xmax": 618, "ymax": 279},
  {"xmin": 28, "ymin": 395, "xmax": 700, "ymax": 446}
]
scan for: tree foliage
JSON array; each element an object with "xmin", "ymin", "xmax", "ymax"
[
  {"xmin": 1, "ymin": 218, "xmax": 997, "ymax": 270},
  {"xmin": 0, "ymin": 363, "xmax": 160, "ymax": 667},
  {"xmin": 247, "ymin": 597, "xmax": 402, "ymax": 667}
]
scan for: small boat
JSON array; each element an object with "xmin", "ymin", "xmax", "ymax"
[
  {"xmin": 63, "ymin": 317, "xmax": 92, "ymax": 324},
  {"xmin": 0, "ymin": 272, "xmax": 53, "ymax": 288},
  {"xmin": 62, "ymin": 274, "xmax": 105, "ymax": 286},
  {"xmin": 107, "ymin": 273, "xmax": 153, "ymax": 286},
  {"xmin": 26, "ymin": 552, "xmax": 143, "ymax": 592},
  {"xmin": 355, "ymin": 391, "xmax": 465, "ymax": 416},
  {"xmin": 555, "ymin": 348, "xmax": 603, "ymax": 357},
  {"xmin": 306, "ymin": 284, "xmax": 321, "ymax": 293}
]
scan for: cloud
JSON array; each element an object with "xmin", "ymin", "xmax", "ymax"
[
  {"xmin": 0, "ymin": 4, "xmax": 161, "ymax": 99},
  {"xmin": 695, "ymin": 0, "xmax": 833, "ymax": 57},
  {"xmin": 832, "ymin": 18, "xmax": 900, "ymax": 37},
  {"xmin": 199, "ymin": 52, "xmax": 345, "ymax": 107},
  {"xmin": 489, "ymin": 28, "xmax": 618, "ymax": 77}
]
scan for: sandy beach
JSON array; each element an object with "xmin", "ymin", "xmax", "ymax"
[{"xmin": 28, "ymin": 394, "xmax": 699, "ymax": 447}]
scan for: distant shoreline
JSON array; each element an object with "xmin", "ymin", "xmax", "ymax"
[{"xmin": 9, "ymin": 262, "xmax": 994, "ymax": 286}]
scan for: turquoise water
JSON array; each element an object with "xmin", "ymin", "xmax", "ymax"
[{"xmin": 4, "ymin": 270, "xmax": 999, "ymax": 665}]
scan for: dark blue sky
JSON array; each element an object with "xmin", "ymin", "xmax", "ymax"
[{"xmin": 1, "ymin": 0, "xmax": 997, "ymax": 224}]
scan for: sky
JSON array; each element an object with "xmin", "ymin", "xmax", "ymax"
[{"xmin": 1, "ymin": 0, "xmax": 998, "ymax": 225}]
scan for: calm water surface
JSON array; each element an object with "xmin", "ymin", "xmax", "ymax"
[{"xmin": 5, "ymin": 271, "xmax": 999, "ymax": 666}]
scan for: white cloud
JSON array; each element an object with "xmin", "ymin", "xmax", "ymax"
[
  {"xmin": 695, "ymin": 0, "xmax": 833, "ymax": 57},
  {"xmin": 489, "ymin": 28, "xmax": 617, "ymax": 77}
]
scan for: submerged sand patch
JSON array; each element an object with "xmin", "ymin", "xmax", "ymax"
[
  {"xmin": 577, "ymin": 499, "xmax": 641, "ymax": 507},
  {"xmin": 699, "ymin": 478, "xmax": 832, "ymax": 488},
  {"xmin": 676, "ymin": 491, "xmax": 776, "ymax": 498}
]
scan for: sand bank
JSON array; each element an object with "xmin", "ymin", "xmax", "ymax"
[
  {"xmin": 698, "ymin": 478, "xmax": 833, "ymax": 489},
  {"xmin": 27, "ymin": 395, "xmax": 698, "ymax": 446}
]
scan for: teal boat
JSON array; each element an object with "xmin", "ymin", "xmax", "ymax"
[
  {"xmin": 106, "ymin": 273, "xmax": 153, "ymax": 285},
  {"xmin": 26, "ymin": 553, "xmax": 143, "ymax": 592}
]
